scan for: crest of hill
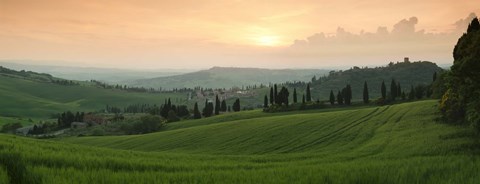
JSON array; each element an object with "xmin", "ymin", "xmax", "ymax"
[
  {"xmin": 309, "ymin": 61, "xmax": 443, "ymax": 100},
  {"xmin": 128, "ymin": 67, "xmax": 330, "ymax": 89}
]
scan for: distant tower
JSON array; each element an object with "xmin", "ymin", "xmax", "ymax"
[{"xmin": 404, "ymin": 57, "xmax": 410, "ymax": 63}]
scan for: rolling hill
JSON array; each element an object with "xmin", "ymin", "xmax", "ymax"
[
  {"xmin": 0, "ymin": 100, "xmax": 478, "ymax": 183},
  {"xmin": 305, "ymin": 61, "xmax": 443, "ymax": 100},
  {"xmin": 128, "ymin": 67, "xmax": 330, "ymax": 89},
  {"xmin": 0, "ymin": 67, "xmax": 188, "ymax": 119}
]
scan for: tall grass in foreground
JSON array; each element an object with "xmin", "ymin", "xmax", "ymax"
[{"xmin": 0, "ymin": 100, "xmax": 479, "ymax": 183}]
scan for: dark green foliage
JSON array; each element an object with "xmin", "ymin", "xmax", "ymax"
[
  {"xmin": 264, "ymin": 95, "xmax": 268, "ymax": 108},
  {"xmin": 441, "ymin": 17, "xmax": 480, "ymax": 128},
  {"xmin": 363, "ymin": 81, "xmax": 369, "ymax": 104},
  {"xmin": 193, "ymin": 102, "xmax": 201, "ymax": 119},
  {"xmin": 415, "ymin": 85, "xmax": 425, "ymax": 99},
  {"xmin": 302, "ymin": 94, "xmax": 305, "ymax": 104},
  {"xmin": 337, "ymin": 90, "xmax": 344, "ymax": 105},
  {"xmin": 409, "ymin": 86, "xmax": 415, "ymax": 100},
  {"xmin": 397, "ymin": 82, "xmax": 401, "ymax": 99},
  {"xmin": 272, "ymin": 87, "xmax": 290, "ymax": 106},
  {"xmin": 232, "ymin": 99, "xmax": 241, "ymax": 112},
  {"xmin": 202, "ymin": 102, "xmax": 214, "ymax": 117},
  {"xmin": 390, "ymin": 79, "xmax": 397, "ymax": 100},
  {"xmin": 306, "ymin": 84, "xmax": 312, "ymax": 102},
  {"xmin": 431, "ymin": 72, "xmax": 448, "ymax": 99},
  {"xmin": 466, "ymin": 17, "xmax": 479, "ymax": 33},
  {"xmin": 58, "ymin": 111, "xmax": 83, "ymax": 128},
  {"xmin": 167, "ymin": 110, "xmax": 180, "ymax": 123},
  {"xmin": 329, "ymin": 90, "xmax": 335, "ymax": 105},
  {"xmin": 269, "ymin": 87, "xmax": 274, "ymax": 105},
  {"xmin": 175, "ymin": 105, "xmax": 190, "ymax": 117},
  {"xmin": 124, "ymin": 115, "xmax": 165, "ymax": 134},
  {"xmin": 215, "ymin": 95, "xmax": 220, "ymax": 115},
  {"xmin": 343, "ymin": 84, "xmax": 352, "ymax": 105},
  {"xmin": 293, "ymin": 88, "xmax": 297, "ymax": 103},
  {"xmin": 1, "ymin": 122, "xmax": 22, "ymax": 133},
  {"xmin": 381, "ymin": 81, "xmax": 386, "ymax": 99},
  {"xmin": 274, "ymin": 84, "xmax": 278, "ymax": 104}
]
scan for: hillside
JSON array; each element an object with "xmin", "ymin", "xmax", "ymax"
[
  {"xmin": 307, "ymin": 61, "xmax": 443, "ymax": 100},
  {"xmin": 0, "ymin": 73, "xmax": 187, "ymax": 119},
  {"xmin": 0, "ymin": 100, "xmax": 478, "ymax": 183},
  {"xmin": 128, "ymin": 67, "xmax": 329, "ymax": 89}
]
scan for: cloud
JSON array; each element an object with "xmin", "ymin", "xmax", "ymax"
[
  {"xmin": 454, "ymin": 13, "xmax": 478, "ymax": 32},
  {"xmin": 286, "ymin": 13, "xmax": 477, "ymax": 64}
]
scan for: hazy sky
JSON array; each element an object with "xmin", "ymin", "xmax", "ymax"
[{"xmin": 0, "ymin": 0, "xmax": 479, "ymax": 69}]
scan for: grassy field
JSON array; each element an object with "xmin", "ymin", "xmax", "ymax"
[{"xmin": 0, "ymin": 100, "xmax": 479, "ymax": 183}]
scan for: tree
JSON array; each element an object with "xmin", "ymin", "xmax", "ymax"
[
  {"xmin": 293, "ymin": 88, "xmax": 298, "ymax": 103},
  {"xmin": 363, "ymin": 81, "xmax": 369, "ymax": 104},
  {"xmin": 274, "ymin": 84, "xmax": 278, "ymax": 104},
  {"xmin": 167, "ymin": 110, "xmax": 179, "ymax": 122},
  {"xmin": 302, "ymin": 94, "xmax": 306, "ymax": 104},
  {"xmin": 415, "ymin": 85, "xmax": 425, "ymax": 99},
  {"xmin": 344, "ymin": 84, "xmax": 352, "ymax": 105},
  {"xmin": 269, "ymin": 87, "xmax": 274, "ymax": 104},
  {"xmin": 390, "ymin": 79, "xmax": 397, "ymax": 100},
  {"xmin": 193, "ymin": 102, "xmax": 201, "ymax": 119},
  {"xmin": 433, "ymin": 72, "xmax": 437, "ymax": 82},
  {"xmin": 337, "ymin": 90, "xmax": 344, "ymax": 105},
  {"xmin": 329, "ymin": 90, "xmax": 335, "ymax": 105},
  {"xmin": 277, "ymin": 87, "xmax": 290, "ymax": 106},
  {"xmin": 203, "ymin": 102, "xmax": 214, "ymax": 117},
  {"xmin": 397, "ymin": 82, "xmax": 402, "ymax": 99},
  {"xmin": 232, "ymin": 99, "xmax": 241, "ymax": 112},
  {"xmin": 264, "ymin": 95, "xmax": 268, "ymax": 108},
  {"xmin": 381, "ymin": 81, "xmax": 386, "ymax": 99},
  {"xmin": 214, "ymin": 95, "xmax": 220, "ymax": 115},
  {"xmin": 306, "ymin": 84, "xmax": 312, "ymax": 102},
  {"xmin": 408, "ymin": 85, "xmax": 415, "ymax": 100}
]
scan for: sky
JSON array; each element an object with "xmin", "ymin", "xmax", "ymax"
[{"xmin": 0, "ymin": 0, "xmax": 479, "ymax": 69}]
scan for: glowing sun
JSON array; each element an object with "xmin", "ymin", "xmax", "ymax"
[{"xmin": 256, "ymin": 35, "xmax": 280, "ymax": 46}]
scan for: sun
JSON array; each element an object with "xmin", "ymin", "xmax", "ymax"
[{"xmin": 256, "ymin": 35, "xmax": 280, "ymax": 46}]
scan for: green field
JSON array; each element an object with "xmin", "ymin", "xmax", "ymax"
[
  {"xmin": 0, "ymin": 75, "xmax": 188, "ymax": 120},
  {"xmin": 1, "ymin": 100, "xmax": 478, "ymax": 183}
]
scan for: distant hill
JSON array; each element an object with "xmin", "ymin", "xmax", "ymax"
[
  {"xmin": 306, "ymin": 61, "xmax": 443, "ymax": 100},
  {"xmin": 0, "ymin": 61, "xmax": 192, "ymax": 83},
  {"xmin": 128, "ymin": 67, "xmax": 330, "ymax": 89}
]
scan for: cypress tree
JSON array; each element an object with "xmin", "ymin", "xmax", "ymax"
[
  {"xmin": 337, "ymin": 90, "xmax": 344, "ymax": 105},
  {"xmin": 397, "ymin": 82, "xmax": 401, "ymax": 99},
  {"xmin": 381, "ymin": 81, "xmax": 386, "ymax": 99},
  {"xmin": 409, "ymin": 85, "xmax": 415, "ymax": 100},
  {"xmin": 264, "ymin": 95, "xmax": 268, "ymax": 108},
  {"xmin": 215, "ymin": 95, "xmax": 220, "ymax": 115},
  {"xmin": 274, "ymin": 84, "xmax": 278, "ymax": 104},
  {"xmin": 329, "ymin": 90, "xmax": 335, "ymax": 105},
  {"xmin": 193, "ymin": 102, "xmax": 201, "ymax": 119},
  {"xmin": 293, "ymin": 88, "xmax": 297, "ymax": 103},
  {"xmin": 233, "ymin": 99, "xmax": 241, "ymax": 112},
  {"xmin": 363, "ymin": 81, "xmax": 369, "ymax": 104},
  {"xmin": 302, "ymin": 94, "xmax": 306, "ymax": 104},
  {"xmin": 345, "ymin": 84, "xmax": 352, "ymax": 105},
  {"xmin": 306, "ymin": 84, "xmax": 312, "ymax": 102},
  {"xmin": 390, "ymin": 79, "xmax": 397, "ymax": 100},
  {"xmin": 432, "ymin": 72, "xmax": 437, "ymax": 82},
  {"xmin": 269, "ymin": 87, "xmax": 274, "ymax": 105}
]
